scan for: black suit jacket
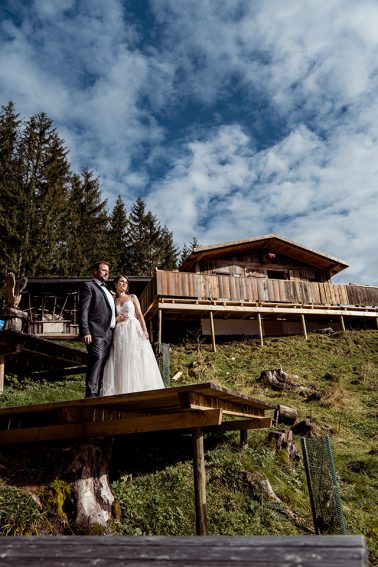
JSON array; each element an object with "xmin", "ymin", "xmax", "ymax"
[{"xmin": 78, "ymin": 280, "xmax": 113, "ymax": 337}]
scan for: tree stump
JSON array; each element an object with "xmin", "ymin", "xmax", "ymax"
[
  {"xmin": 268, "ymin": 429, "xmax": 297, "ymax": 460},
  {"xmin": 64, "ymin": 440, "xmax": 114, "ymax": 534},
  {"xmin": 274, "ymin": 404, "xmax": 298, "ymax": 426},
  {"xmin": 0, "ymin": 307, "xmax": 28, "ymax": 332}
]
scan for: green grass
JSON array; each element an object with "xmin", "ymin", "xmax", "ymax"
[{"xmin": 0, "ymin": 330, "xmax": 377, "ymax": 563}]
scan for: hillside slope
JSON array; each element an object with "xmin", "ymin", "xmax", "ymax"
[{"xmin": 0, "ymin": 330, "xmax": 377, "ymax": 562}]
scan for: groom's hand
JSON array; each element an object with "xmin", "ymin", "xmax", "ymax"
[{"xmin": 83, "ymin": 334, "xmax": 92, "ymax": 345}]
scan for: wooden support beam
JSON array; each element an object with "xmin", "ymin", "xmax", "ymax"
[
  {"xmin": 0, "ymin": 354, "xmax": 4, "ymax": 393},
  {"xmin": 240, "ymin": 430, "xmax": 248, "ymax": 448},
  {"xmin": 192, "ymin": 427, "xmax": 208, "ymax": 536},
  {"xmin": 257, "ymin": 313, "xmax": 264, "ymax": 346},
  {"xmin": 158, "ymin": 309, "xmax": 162, "ymax": 345},
  {"xmin": 205, "ymin": 417, "xmax": 272, "ymax": 432},
  {"xmin": 340, "ymin": 315, "xmax": 345, "ymax": 331},
  {"xmin": 301, "ymin": 314, "xmax": 308, "ymax": 340},
  {"xmin": 181, "ymin": 392, "xmax": 266, "ymax": 417},
  {"xmin": 209, "ymin": 311, "xmax": 216, "ymax": 353},
  {"xmin": 0, "ymin": 409, "xmax": 223, "ymax": 444}
]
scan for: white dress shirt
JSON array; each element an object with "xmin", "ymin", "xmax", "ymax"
[{"xmin": 94, "ymin": 279, "xmax": 116, "ymax": 329}]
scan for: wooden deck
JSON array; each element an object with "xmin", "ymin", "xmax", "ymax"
[
  {"xmin": 0, "ymin": 330, "xmax": 88, "ymax": 391},
  {"xmin": 0, "ymin": 382, "xmax": 274, "ymax": 444},
  {"xmin": 0, "ymin": 535, "xmax": 368, "ymax": 566}
]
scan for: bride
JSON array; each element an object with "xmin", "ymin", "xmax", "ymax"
[{"xmin": 101, "ymin": 275, "xmax": 165, "ymax": 395}]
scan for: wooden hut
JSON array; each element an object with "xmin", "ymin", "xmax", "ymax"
[{"xmin": 139, "ymin": 234, "xmax": 378, "ymax": 345}]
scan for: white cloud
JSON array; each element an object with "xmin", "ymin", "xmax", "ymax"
[{"xmin": 0, "ymin": 0, "xmax": 377, "ymax": 284}]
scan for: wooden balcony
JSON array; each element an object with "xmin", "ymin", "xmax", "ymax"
[{"xmin": 140, "ymin": 270, "xmax": 378, "ymax": 314}]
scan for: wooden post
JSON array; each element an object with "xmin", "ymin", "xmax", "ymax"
[
  {"xmin": 240, "ymin": 430, "xmax": 248, "ymax": 448},
  {"xmin": 158, "ymin": 309, "xmax": 162, "ymax": 345},
  {"xmin": 192, "ymin": 427, "xmax": 208, "ymax": 535},
  {"xmin": 257, "ymin": 313, "xmax": 264, "ymax": 346},
  {"xmin": 340, "ymin": 315, "xmax": 345, "ymax": 331},
  {"xmin": 301, "ymin": 314, "xmax": 308, "ymax": 340},
  {"xmin": 0, "ymin": 354, "xmax": 4, "ymax": 393},
  {"xmin": 149, "ymin": 318, "xmax": 154, "ymax": 342},
  {"xmin": 209, "ymin": 311, "xmax": 216, "ymax": 353}
]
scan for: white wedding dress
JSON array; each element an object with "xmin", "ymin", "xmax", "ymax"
[{"xmin": 101, "ymin": 299, "xmax": 165, "ymax": 395}]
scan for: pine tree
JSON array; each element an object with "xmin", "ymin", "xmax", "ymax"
[
  {"xmin": 108, "ymin": 195, "xmax": 129, "ymax": 274},
  {"xmin": 11, "ymin": 111, "xmax": 71, "ymax": 276},
  {"xmin": 0, "ymin": 102, "xmax": 24, "ymax": 276},
  {"xmin": 125, "ymin": 196, "xmax": 180, "ymax": 275},
  {"xmin": 158, "ymin": 226, "xmax": 180, "ymax": 270},
  {"xmin": 180, "ymin": 236, "xmax": 200, "ymax": 265},
  {"xmin": 64, "ymin": 169, "xmax": 110, "ymax": 276}
]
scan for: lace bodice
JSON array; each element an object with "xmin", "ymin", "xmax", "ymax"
[{"xmin": 116, "ymin": 299, "xmax": 136, "ymax": 317}]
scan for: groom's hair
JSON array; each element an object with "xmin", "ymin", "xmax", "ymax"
[{"xmin": 92, "ymin": 260, "xmax": 109, "ymax": 272}]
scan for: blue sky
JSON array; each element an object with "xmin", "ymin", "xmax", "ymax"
[{"xmin": 1, "ymin": 0, "xmax": 378, "ymax": 285}]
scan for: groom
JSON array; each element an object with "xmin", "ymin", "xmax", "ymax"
[{"xmin": 78, "ymin": 261, "xmax": 116, "ymax": 398}]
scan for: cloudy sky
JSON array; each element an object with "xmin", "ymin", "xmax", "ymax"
[{"xmin": 1, "ymin": 0, "xmax": 378, "ymax": 285}]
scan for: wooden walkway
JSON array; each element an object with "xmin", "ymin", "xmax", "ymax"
[
  {"xmin": 0, "ymin": 535, "xmax": 368, "ymax": 566},
  {"xmin": 0, "ymin": 382, "xmax": 274, "ymax": 444}
]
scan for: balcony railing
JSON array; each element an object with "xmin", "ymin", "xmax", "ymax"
[{"xmin": 140, "ymin": 270, "xmax": 378, "ymax": 314}]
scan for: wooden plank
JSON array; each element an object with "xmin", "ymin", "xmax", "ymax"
[
  {"xmin": 0, "ymin": 383, "xmax": 274, "ymax": 422},
  {"xmin": 192, "ymin": 428, "xmax": 208, "ymax": 535},
  {"xmin": 0, "ymin": 409, "xmax": 223, "ymax": 444},
  {"xmin": 0, "ymin": 535, "xmax": 368, "ymax": 566}
]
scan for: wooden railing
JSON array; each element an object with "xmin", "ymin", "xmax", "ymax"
[{"xmin": 139, "ymin": 270, "xmax": 378, "ymax": 313}]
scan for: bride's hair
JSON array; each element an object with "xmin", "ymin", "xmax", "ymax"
[{"xmin": 113, "ymin": 274, "xmax": 129, "ymax": 294}]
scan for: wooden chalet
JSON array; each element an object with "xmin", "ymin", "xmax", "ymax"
[
  {"xmin": 139, "ymin": 234, "xmax": 378, "ymax": 346},
  {"xmin": 12, "ymin": 234, "xmax": 378, "ymax": 345}
]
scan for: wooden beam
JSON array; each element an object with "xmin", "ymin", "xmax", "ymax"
[
  {"xmin": 340, "ymin": 315, "xmax": 345, "ymax": 331},
  {"xmin": 240, "ymin": 430, "xmax": 248, "ymax": 448},
  {"xmin": 192, "ymin": 427, "xmax": 208, "ymax": 535},
  {"xmin": 209, "ymin": 311, "xmax": 216, "ymax": 353},
  {"xmin": 301, "ymin": 314, "xmax": 308, "ymax": 340},
  {"xmin": 158, "ymin": 309, "xmax": 162, "ymax": 344},
  {"xmin": 257, "ymin": 313, "xmax": 264, "ymax": 346},
  {"xmin": 0, "ymin": 409, "xmax": 223, "ymax": 444},
  {"xmin": 181, "ymin": 392, "xmax": 266, "ymax": 418},
  {"xmin": 205, "ymin": 417, "xmax": 272, "ymax": 432},
  {"xmin": 0, "ymin": 354, "xmax": 4, "ymax": 393},
  {"xmin": 157, "ymin": 302, "xmax": 378, "ymax": 318}
]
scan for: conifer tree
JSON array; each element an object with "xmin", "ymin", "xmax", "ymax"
[
  {"xmin": 13, "ymin": 111, "xmax": 71, "ymax": 276},
  {"xmin": 158, "ymin": 226, "xmax": 180, "ymax": 270},
  {"xmin": 180, "ymin": 236, "xmax": 199, "ymax": 265},
  {"xmin": 125, "ymin": 196, "xmax": 179, "ymax": 275},
  {"xmin": 108, "ymin": 195, "xmax": 129, "ymax": 274},
  {"xmin": 64, "ymin": 169, "xmax": 110, "ymax": 276},
  {"xmin": 0, "ymin": 101, "xmax": 22, "ymax": 275}
]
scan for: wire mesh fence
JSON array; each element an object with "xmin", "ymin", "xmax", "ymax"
[{"xmin": 301, "ymin": 435, "xmax": 347, "ymax": 535}]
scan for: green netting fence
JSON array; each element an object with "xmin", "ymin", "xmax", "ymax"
[{"xmin": 301, "ymin": 435, "xmax": 347, "ymax": 535}]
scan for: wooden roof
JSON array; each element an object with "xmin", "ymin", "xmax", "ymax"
[
  {"xmin": 180, "ymin": 234, "xmax": 349, "ymax": 276},
  {"xmin": 0, "ymin": 382, "xmax": 274, "ymax": 443}
]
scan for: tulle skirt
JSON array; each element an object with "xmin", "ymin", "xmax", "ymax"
[{"xmin": 101, "ymin": 318, "xmax": 165, "ymax": 395}]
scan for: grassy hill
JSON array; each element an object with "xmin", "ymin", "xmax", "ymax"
[{"xmin": 0, "ymin": 330, "xmax": 377, "ymax": 563}]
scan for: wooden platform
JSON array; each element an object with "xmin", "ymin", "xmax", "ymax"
[
  {"xmin": 0, "ymin": 382, "xmax": 274, "ymax": 444},
  {"xmin": 0, "ymin": 330, "xmax": 88, "ymax": 391},
  {"xmin": 0, "ymin": 535, "xmax": 368, "ymax": 566}
]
